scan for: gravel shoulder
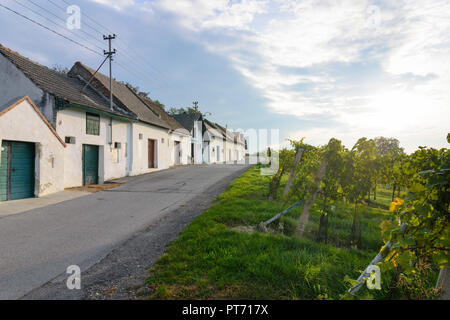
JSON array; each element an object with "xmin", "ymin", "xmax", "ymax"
[{"xmin": 22, "ymin": 166, "xmax": 249, "ymax": 300}]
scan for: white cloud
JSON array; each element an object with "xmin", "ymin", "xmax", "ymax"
[
  {"xmin": 89, "ymin": 0, "xmax": 450, "ymax": 151},
  {"xmin": 152, "ymin": 0, "xmax": 267, "ymax": 30},
  {"xmin": 154, "ymin": 0, "xmax": 449, "ymax": 151},
  {"xmin": 90, "ymin": 0, "xmax": 135, "ymax": 11}
]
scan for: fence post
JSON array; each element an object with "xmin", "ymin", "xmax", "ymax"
[
  {"xmin": 295, "ymin": 156, "xmax": 327, "ymax": 237},
  {"xmin": 282, "ymin": 148, "xmax": 304, "ymax": 201}
]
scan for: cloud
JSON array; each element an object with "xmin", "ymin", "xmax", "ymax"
[
  {"xmin": 86, "ymin": 0, "xmax": 450, "ymax": 151},
  {"xmin": 152, "ymin": 0, "xmax": 267, "ymax": 30},
  {"xmin": 89, "ymin": 0, "xmax": 135, "ymax": 11}
]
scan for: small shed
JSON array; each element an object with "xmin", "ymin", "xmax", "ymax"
[{"xmin": 0, "ymin": 96, "xmax": 65, "ymax": 201}]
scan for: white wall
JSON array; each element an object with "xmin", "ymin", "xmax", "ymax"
[
  {"xmin": 56, "ymin": 107, "xmax": 131, "ymax": 187},
  {"xmin": 129, "ymin": 122, "xmax": 170, "ymax": 175},
  {"xmin": 169, "ymin": 132, "xmax": 190, "ymax": 166},
  {"xmin": 193, "ymin": 121, "xmax": 203, "ymax": 164},
  {"xmin": 0, "ymin": 99, "xmax": 65, "ymax": 197},
  {"xmin": 208, "ymin": 137, "xmax": 225, "ymax": 164}
]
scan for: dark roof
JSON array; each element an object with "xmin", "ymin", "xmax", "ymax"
[
  {"xmin": 69, "ymin": 62, "xmax": 170, "ymax": 129},
  {"xmin": 133, "ymin": 94, "xmax": 188, "ymax": 133},
  {"xmin": 204, "ymin": 119, "xmax": 245, "ymax": 145},
  {"xmin": 0, "ymin": 44, "xmax": 134, "ymax": 119},
  {"xmin": 203, "ymin": 118, "xmax": 225, "ymax": 139},
  {"xmin": 172, "ymin": 113, "xmax": 203, "ymax": 132}
]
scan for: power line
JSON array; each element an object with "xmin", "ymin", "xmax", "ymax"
[
  {"xmin": 12, "ymin": 0, "xmax": 105, "ymax": 53},
  {"xmin": 1, "ymin": 1, "xmax": 178, "ymax": 99},
  {"xmin": 56, "ymin": 0, "xmax": 172, "ymax": 87},
  {"xmin": 60, "ymin": 0, "xmax": 114, "ymax": 35},
  {"xmin": 1, "ymin": 1, "xmax": 156, "ymax": 87},
  {"xmin": 47, "ymin": 0, "xmax": 168, "ymax": 88},
  {"xmin": 0, "ymin": 2, "xmax": 102, "ymax": 56},
  {"xmin": 48, "ymin": 0, "xmax": 106, "ymax": 39},
  {"xmin": 40, "ymin": 0, "xmax": 167, "ymax": 89},
  {"xmin": 26, "ymin": 0, "xmax": 106, "ymax": 50}
]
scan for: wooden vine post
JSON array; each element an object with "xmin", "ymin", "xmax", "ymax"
[
  {"xmin": 295, "ymin": 155, "xmax": 328, "ymax": 237},
  {"xmin": 282, "ymin": 148, "xmax": 304, "ymax": 201}
]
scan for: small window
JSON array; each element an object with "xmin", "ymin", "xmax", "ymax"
[
  {"xmin": 161, "ymin": 138, "xmax": 165, "ymax": 144},
  {"xmin": 65, "ymin": 136, "xmax": 76, "ymax": 144},
  {"xmin": 86, "ymin": 113, "xmax": 100, "ymax": 135},
  {"xmin": 139, "ymin": 133, "xmax": 143, "ymax": 140}
]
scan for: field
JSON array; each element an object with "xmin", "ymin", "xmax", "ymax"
[{"xmin": 143, "ymin": 165, "xmax": 439, "ymax": 300}]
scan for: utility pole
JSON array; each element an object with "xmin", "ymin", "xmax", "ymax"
[{"xmin": 103, "ymin": 34, "xmax": 116, "ymax": 111}]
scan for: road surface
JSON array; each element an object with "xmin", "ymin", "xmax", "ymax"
[{"xmin": 0, "ymin": 164, "xmax": 248, "ymax": 300}]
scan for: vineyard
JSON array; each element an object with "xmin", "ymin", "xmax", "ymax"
[{"xmin": 146, "ymin": 135, "xmax": 449, "ymax": 300}]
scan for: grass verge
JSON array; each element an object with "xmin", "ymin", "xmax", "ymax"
[{"xmin": 144, "ymin": 165, "xmax": 433, "ymax": 300}]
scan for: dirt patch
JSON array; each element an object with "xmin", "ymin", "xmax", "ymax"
[
  {"xmin": 230, "ymin": 225, "xmax": 256, "ymax": 234},
  {"xmin": 66, "ymin": 183, "xmax": 123, "ymax": 193}
]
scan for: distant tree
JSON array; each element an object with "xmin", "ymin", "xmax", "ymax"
[
  {"xmin": 168, "ymin": 107, "xmax": 185, "ymax": 115},
  {"xmin": 352, "ymin": 137, "xmax": 378, "ymax": 201},
  {"xmin": 138, "ymin": 91, "xmax": 150, "ymax": 98},
  {"xmin": 168, "ymin": 106, "xmax": 203, "ymax": 116},
  {"xmin": 51, "ymin": 64, "xmax": 69, "ymax": 75},
  {"xmin": 153, "ymin": 99, "xmax": 165, "ymax": 110},
  {"xmin": 124, "ymin": 82, "xmax": 150, "ymax": 98},
  {"xmin": 374, "ymin": 136, "xmax": 403, "ymax": 156}
]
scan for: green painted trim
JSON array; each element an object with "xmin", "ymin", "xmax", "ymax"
[{"xmin": 65, "ymin": 103, "xmax": 137, "ymax": 123}]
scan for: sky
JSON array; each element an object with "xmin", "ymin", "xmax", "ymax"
[{"xmin": 0, "ymin": 0, "xmax": 449, "ymax": 153}]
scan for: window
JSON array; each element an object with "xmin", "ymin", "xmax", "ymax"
[
  {"xmin": 86, "ymin": 113, "xmax": 100, "ymax": 135},
  {"xmin": 161, "ymin": 138, "xmax": 165, "ymax": 144},
  {"xmin": 65, "ymin": 136, "xmax": 76, "ymax": 144}
]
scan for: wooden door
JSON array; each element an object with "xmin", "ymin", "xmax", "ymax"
[
  {"xmin": 148, "ymin": 139, "xmax": 155, "ymax": 168},
  {"xmin": 0, "ymin": 141, "xmax": 35, "ymax": 201}
]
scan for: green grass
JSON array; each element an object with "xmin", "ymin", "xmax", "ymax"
[{"xmin": 144, "ymin": 166, "xmax": 405, "ymax": 300}]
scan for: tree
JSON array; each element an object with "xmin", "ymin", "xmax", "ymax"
[
  {"xmin": 51, "ymin": 64, "xmax": 69, "ymax": 75},
  {"xmin": 339, "ymin": 150, "xmax": 362, "ymax": 248},
  {"xmin": 317, "ymin": 138, "xmax": 344, "ymax": 243},
  {"xmin": 374, "ymin": 137, "xmax": 403, "ymax": 156},
  {"xmin": 352, "ymin": 137, "xmax": 378, "ymax": 201},
  {"xmin": 168, "ymin": 106, "xmax": 203, "ymax": 116},
  {"xmin": 267, "ymin": 148, "xmax": 294, "ymax": 200},
  {"xmin": 153, "ymin": 99, "xmax": 165, "ymax": 110},
  {"xmin": 295, "ymin": 139, "xmax": 339, "ymax": 237},
  {"xmin": 124, "ymin": 82, "xmax": 150, "ymax": 98},
  {"xmin": 338, "ymin": 138, "xmax": 377, "ymax": 249}
]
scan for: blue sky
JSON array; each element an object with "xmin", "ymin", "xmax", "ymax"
[{"xmin": 1, "ymin": 0, "xmax": 449, "ymax": 153}]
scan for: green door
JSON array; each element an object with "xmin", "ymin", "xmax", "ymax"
[
  {"xmin": 0, "ymin": 141, "xmax": 9, "ymax": 201},
  {"xmin": 0, "ymin": 141, "xmax": 35, "ymax": 201},
  {"xmin": 82, "ymin": 144, "xmax": 99, "ymax": 185}
]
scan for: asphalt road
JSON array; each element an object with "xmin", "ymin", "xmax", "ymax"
[{"xmin": 0, "ymin": 164, "xmax": 249, "ymax": 300}]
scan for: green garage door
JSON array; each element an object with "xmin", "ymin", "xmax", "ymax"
[
  {"xmin": 0, "ymin": 141, "xmax": 8, "ymax": 201},
  {"xmin": 0, "ymin": 141, "xmax": 35, "ymax": 201},
  {"xmin": 82, "ymin": 144, "xmax": 99, "ymax": 185}
]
